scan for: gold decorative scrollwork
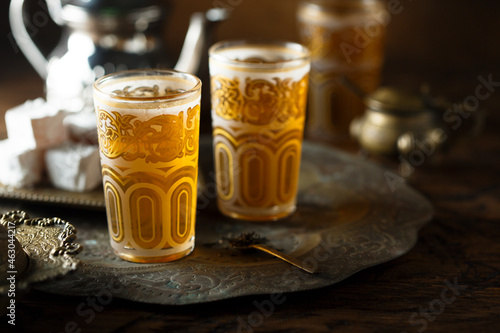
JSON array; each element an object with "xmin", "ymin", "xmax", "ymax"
[
  {"xmin": 96, "ymin": 105, "xmax": 200, "ymax": 163},
  {"xmin": 185, "ymin": 106, "xmax": 200, "ymax": 156},
  {"xmin": 211, "ymin": 75, "xmax": 309, "ymax": 126},
  {"xmin": 211, "ymin": 76, "xmax": 243, "ymax": 120}
]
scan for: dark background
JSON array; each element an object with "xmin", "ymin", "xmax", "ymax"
[{"xmin": 1, "ymin": 0, "xmax": 500, "ymax": 93}]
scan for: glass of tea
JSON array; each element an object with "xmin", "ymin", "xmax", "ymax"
[
  {"xmin": 93, "ymin": 69, "xmax": 201, "ymax": 263},
  {"xmin": 209, "ymin": 40, "xmax": 311, "ymax": 221},
  {"xmin": 297, "ymin": 0, "xmax": 387, "ymax": 141}
]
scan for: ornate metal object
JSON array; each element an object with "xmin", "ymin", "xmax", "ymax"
[
  {"xmin": 0, "ymin": 211, "xmax": 82, "ymax": 293},
  {"xmin": 34, "ymin": 142, "xmax": 433, "ymax": 305},
  {"xmin": 350, "ymin": 86, "xmax": 484, "ymax": 158}
]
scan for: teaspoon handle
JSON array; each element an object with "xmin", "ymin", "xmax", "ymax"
[{"xmin": 251, "ymin": 244, "xmax": 316, "ymax": 274}]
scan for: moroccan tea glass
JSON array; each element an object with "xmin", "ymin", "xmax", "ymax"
[
  {"xmin": 297, "ymin": 0, "xmax": 386, "ymax": 140},
  {"xmin": 93, "ymin": 69, "xmax": 201, "ymax": 263},
  {"xmin": 209, "ymin": 40, "xmax": 311, "ymax": 221}
]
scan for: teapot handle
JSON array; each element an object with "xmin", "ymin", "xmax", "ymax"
[
  {"xmin": 9, "ymin": 0, "xmax": 52, "ymax": 79},
  {"xmin": 174, "ymin": 8, "xmax": 229, "ymax": 75},
  {"xmin": 174, "ymin": 12, "xmax": 206, "ymax": 75}
]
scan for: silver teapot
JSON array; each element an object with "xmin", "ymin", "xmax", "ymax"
[{"xmin": 10, "ymin": 0, "xmax": 228, "ymax": 111}]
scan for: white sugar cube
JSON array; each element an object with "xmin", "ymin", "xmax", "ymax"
[
  {"xmin": 45, "ymin": 143, "xmax": 102, "ymax": 192},
  {"xmin": 0, "ymin": 140, "xmax": 43, "ymax": 188},
  {"xmin": 63, "ymin": 109, "xmax": 98, "ymax": 145},
  {"xmin": 5, "ymin": 98, "xmax": 68, "ymax": 150}
]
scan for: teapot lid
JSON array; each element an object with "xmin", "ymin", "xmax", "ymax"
[
  {"xmin": 61, "ymin": 0, "xmax": 163, "ymax": 14},
  {"xmin": 55, "ymin": 0, "xmax": 166, "ymax": 28},
  {"xmin": 364, "ymin": 86, "xmax": 426, "ymax": 116}
]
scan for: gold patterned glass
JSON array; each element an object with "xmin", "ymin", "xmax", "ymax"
[
  {"xmin": 297, "ymin": 0, "xmax": 386, "ymax": 140},
  {"xmin": 209, "ymin": 40, "xmax": 311, "ymax": 221},
  {"xmin": 93, "ymin": 69, "xmax": 201, "ymax": 263}
]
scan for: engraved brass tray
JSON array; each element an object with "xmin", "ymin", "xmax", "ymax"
[{"xmin": 34, "ymin": 142, "xmax": 433, "ymax": 305}]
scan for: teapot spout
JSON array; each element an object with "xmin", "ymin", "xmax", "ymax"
[{"xmin": 174, "ymin": 8, "xmax": 229, "ymax": 75}]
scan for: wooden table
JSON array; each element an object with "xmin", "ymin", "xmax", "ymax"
[{"xmin": 1, "ymin": 34, "xmax": 500, "ymax": 333}]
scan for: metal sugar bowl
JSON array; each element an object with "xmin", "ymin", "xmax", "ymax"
[{"xmin": 350, "ymin": 86, "xmax": 484, "ymax": 159}]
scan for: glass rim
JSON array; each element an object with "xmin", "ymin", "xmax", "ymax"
[
  {"xmin": 298, "ymin": 0, "xmax": 384, "ymax": 14},
  {"xmin": 209, "ymin": 39, "xmax": 311, "ymax": 69},
  {"xmin": 93, "ymin": 68, "xmax": 202, "ymax": 102}
]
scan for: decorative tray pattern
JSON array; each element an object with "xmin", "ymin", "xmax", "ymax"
[
  {"xmin": 34, "ymin": 142, "xmax": 433, "ymax": 305},
  {"xmin": 0, "ymin": 211, "xmax": 82, "ymax": 293},
  {"xmin": 0, "ymin": 183, "xmax": 105, "ymax": 209}
]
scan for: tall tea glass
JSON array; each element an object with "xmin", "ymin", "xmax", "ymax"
[
  {"xmin": 209, "ymin": 40, "xmax": 310, "ymax": 221},
  {"xmin": 93, "ymin": 69, "xmax": 201, "ymax": 263},
  {"xmin": 298, "ymin": 0, "xmax": 386, "ymax": 140}
]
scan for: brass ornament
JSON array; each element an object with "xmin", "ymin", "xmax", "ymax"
[{"xmin": 0, "ymin": 210, "xmax": 82, "ymax": 293}]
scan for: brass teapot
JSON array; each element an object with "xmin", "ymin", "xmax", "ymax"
[{"xmin": 10, "ymin": 0, "xmax": 228, "ymax": 111}]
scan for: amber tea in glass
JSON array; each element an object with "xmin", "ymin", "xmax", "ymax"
[
  {"xmin": 297, "ymin": 0, "xmax": 386, "ymax": 140},
  {"xmin": 209, "ymin": 40, "xmax": 311, "ymax": 221},
  {"xmin": 93, "ymin": 69, "xmax": 201, "ymax": 263}
]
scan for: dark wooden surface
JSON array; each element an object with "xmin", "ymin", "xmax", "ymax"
[{"xmin": 1, "ymin": 1, "xmax": 500, "ymax": 332}]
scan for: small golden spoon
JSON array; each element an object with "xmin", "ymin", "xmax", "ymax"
[{"xmin": 227, "ymin": 232, "xmax": 316, "ymax": 274}]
